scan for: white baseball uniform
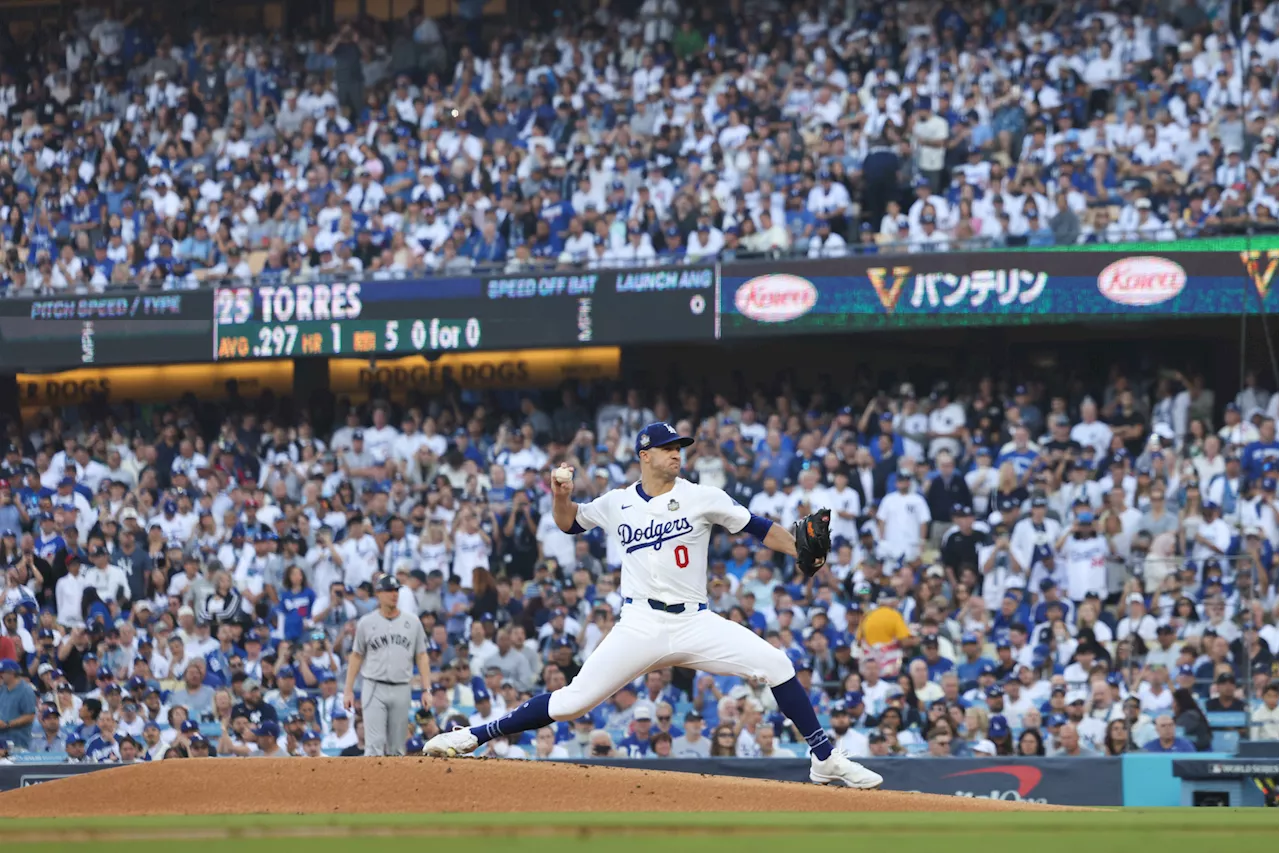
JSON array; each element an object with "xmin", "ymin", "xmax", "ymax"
[{"xmin": 545, "ymin": 477, "xmax": 793, "ymax": 721}]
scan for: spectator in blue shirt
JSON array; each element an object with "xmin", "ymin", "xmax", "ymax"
[
  {"xmin": 919, "ymin": 636, "xmax": 956, "ymax": 682},
  {"xmin": 616, "ymin": 705, "xmax": 655, "ymax": 757},
  {"xmin": 955, "ymin": 633, "xmax": 996, "ymax": 689},
  {"xmin": 1142, "ymin": 713, "xmax": 1197, "ymax": 753},
  {"xmin": 1241, "ymin": 418, "xmax": 1277, "ymax": 482},
  {"xmin": 0, "ymin": 659, "xmax": 37, "ymax": 749}
]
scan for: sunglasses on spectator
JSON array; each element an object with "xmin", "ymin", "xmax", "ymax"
[{"xmin": 657, "ymin": 716, "xmax": 671, "ymax": 722}]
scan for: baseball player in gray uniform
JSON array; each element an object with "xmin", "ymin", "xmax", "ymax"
[{"xmin": 343, "ymin": 574, "xmax": 430, "ymax": 756}]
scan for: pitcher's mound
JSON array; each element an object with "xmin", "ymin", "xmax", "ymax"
[{"xmin": 0, "ymin": 757, "xmax": 1072, "ymax": 816}]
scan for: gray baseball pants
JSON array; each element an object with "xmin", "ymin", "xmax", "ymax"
[{"xmin": 362, "ymin": 679, "xmax": 411, "ymax": 756}]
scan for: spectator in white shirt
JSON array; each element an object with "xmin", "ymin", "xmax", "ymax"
[
  {"xmin": 1115, "ymin": 594, "xmax": 1159, "ymax": 644},
  {"xmin": 1070, "ymin": 399, "xmax": 1113, "ymax": 458},
  {"xmin": 55, "ymin": 554, "xmax": 88, "ymax": 628},
  {"xmin": 877, "ymin": 471, "xmax": 932, "ymax": 564},
  {"xmin": 807, "ymin": 220, "xmax": 848, "ymax": 258}
]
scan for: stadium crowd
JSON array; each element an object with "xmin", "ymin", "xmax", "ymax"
[
  {"xmin": 0, "ymin": 0, "xmax": 1278, "ymax": 767},
  {"xmin": 0, "ymin": 356, "xmax": 1277, "ymax": 764},
  {"xmin": 2, "ymin": 0, "xmax": 1280, "ymax": 295}
]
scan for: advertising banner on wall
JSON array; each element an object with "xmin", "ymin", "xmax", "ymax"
[
  {"xmin": 0, "ymin": 762, "xmax": 110, "ymax": 792},
  {"xmin": 721, "ymin": 245, "xmax": 1279, "ymax": 338},
  {"xmin": 572, "ymin": 756, "xmax": 1123, "ymax": 806},
  {"xmin": 328, "ymin": 347, "xmax": 621, "ymax": 398}
]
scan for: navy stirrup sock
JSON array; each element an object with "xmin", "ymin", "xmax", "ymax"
[
  {"xmin": 470, "ymin": 692, "xmax": 553, "ymax": 746},
  {"xmin": 772, "ymin": 676, "xmax": 833, "ymax": 760}
]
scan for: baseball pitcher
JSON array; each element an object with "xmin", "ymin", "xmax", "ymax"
[{"xmin": 424, "ymin": 422, "xmax": 882, "ymax": 789}]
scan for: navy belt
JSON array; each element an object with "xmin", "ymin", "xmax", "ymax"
[{"xmin": 625, "ymin": 597, "xmax": 707, "ymax": 614}]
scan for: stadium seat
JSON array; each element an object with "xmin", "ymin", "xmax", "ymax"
[
  {"xmin": 1205, "ymin": 711, "xmax": 1248, "ymax": 729},
  {"xmin": 1211, "ymin": 730, "xmax": 1240, "ymax": 753}
]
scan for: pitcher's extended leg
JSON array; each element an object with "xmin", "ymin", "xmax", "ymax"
[
  {"xmin": 424, "ymin": 608, "xmax": 667, "ymax": 756},
  {"xmin": 671, "ymin": 611, "xmax": 882, "ymax": 788}
]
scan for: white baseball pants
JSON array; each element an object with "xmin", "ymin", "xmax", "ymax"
[{"xmin": 546, "ymin": 601, "xmax": 795, "ymax": 720}]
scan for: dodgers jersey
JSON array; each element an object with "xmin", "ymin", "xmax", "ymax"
[{"xmin": 575, "ymin": 478, "xmax": 751, "ymax": 606}]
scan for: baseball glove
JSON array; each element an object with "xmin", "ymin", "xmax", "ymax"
[{"xmin": 793, "ymin": 508, "xmax": 832, "ymax": 578}]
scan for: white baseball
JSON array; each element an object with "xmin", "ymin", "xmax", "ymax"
[{"xmin": 553, "ymin": 465, "xmax": 574, "ymax": 484}]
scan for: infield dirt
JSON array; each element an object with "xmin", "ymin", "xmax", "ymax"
[{"xmin": 0, "ymin": 757, "xmax": 1075, "ymax": 817}]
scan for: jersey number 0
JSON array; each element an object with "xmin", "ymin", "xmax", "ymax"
[{"xmin": 674, "ymin": 545, "xmax": 689, "ymax": 568}]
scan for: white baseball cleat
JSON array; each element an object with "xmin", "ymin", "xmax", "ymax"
[
  {"xmin": 810, "ymin": 749, "xmax": 883, "ymax": 789},
  {"xmin": 422, "ymin": 727, "xmax": 479, "ymax": 757}
]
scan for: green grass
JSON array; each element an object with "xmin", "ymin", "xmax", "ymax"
[{"xmin": 1, "ymin": 811, "xmax": 1275, "ymax": 853}]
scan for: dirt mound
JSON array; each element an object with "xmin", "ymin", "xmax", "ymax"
[{"xmin": 0, "ymin": 758, "xmax": 1073, "ymax": 816}]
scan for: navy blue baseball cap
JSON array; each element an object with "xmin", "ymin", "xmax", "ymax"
[
  {"xmin": 1046, "ymin": 713, "xmax": 1069, "ymax": 728},
  {"xmin": 253, "ymin": 720, "xmax": 281, "ymax": 738},
  {"xmin": 845, "ymin": 690, "xmax": 864, "ymax": 707},
  {"xmin": 180, "ymin": 719, "xmax": 200, "ymax": 733},
  {"xmin": 988, "ymin": 715, "xmax": 1010, "ymax": 739},
  {"xmin": 985, "ymin": 684, "xmax": 1004, "ymax": 698},
  {"xmin": 405, "ymin": 736, "xmax": 424, "ymax": 752},
  {"xmin": 473, "ymin": 686, "xmax": 492, "ymax": 702},
  {"xmin": 634, "ymin": 422, "xmax": 694, "ymax": 455}
]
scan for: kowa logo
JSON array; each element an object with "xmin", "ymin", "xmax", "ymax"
[
  {"xmin": 940, "ymin": 766, "xmax": 1047, "ymax": 803},
  {"xmin": 733, "ymin": 274, "xmax": 817, "ymax": 322},
  {"xmin": 1096, "ymin": 256, "xmax": 1186, "ymax": 306}
]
